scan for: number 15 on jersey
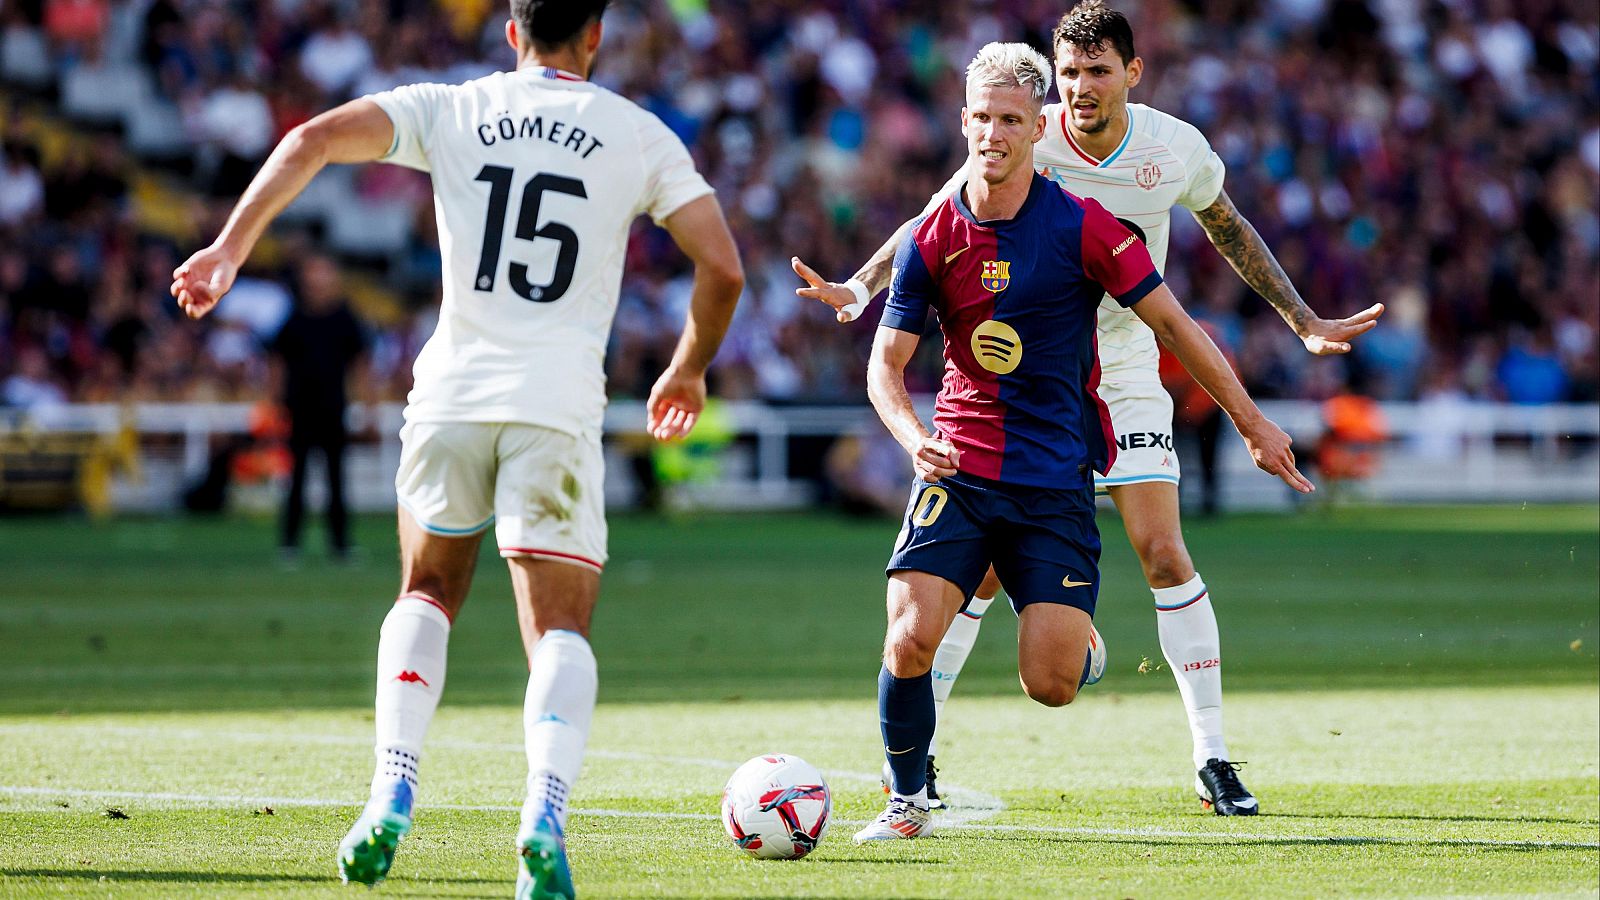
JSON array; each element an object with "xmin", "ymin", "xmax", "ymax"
[{"xmin": 473, "ymin": 165, "xmax": 587, "ymax": 303}]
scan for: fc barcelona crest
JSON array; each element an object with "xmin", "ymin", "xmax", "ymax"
[{"xmin": 980, "ymin": 260, "xmax": 1011, "ymax": 292}]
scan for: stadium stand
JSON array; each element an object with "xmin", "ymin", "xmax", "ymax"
[{"xmin": 0, "ymin": 0, "xmax": 1595, "ymax": 415}]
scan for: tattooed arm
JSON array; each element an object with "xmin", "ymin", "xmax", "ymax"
[{"xmin": 1192, "ymin": 189, "xmax": 1384, "ymax": 356}]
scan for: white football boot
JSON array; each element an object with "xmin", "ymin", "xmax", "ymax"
[{"xmin": 853, "ymin": 796, "xmax": 934, "ymax": 842}]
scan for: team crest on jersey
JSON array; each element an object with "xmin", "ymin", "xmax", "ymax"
[
  {"xmin": 980, "ymin": 260, "xmax": 1011, "ymax": 292},
  {"xmin": 1136, "ymin": 156, "xmax": 1163, "ymax": 191}
]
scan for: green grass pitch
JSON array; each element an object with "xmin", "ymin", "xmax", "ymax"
[{"xmin": 1, "ymin": 504, "xmax": 1596, "ymax": 897}]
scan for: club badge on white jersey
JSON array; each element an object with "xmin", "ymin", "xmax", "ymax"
[{"xmin": 368, "ymin": 67, "xmax": 713, "ymax": 436}]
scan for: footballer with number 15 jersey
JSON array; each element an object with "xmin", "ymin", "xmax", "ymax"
[{"xmin": 170, "ymin": 2, "xmax": 745, "ymax": 895}]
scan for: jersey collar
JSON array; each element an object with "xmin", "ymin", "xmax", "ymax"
[
  {"xmin": 954, "ymin": 172, "xmax": 1046, "ymax": 227},
  {"xmin": 521, "ymin": 66, "xmax": 586, "ymax": 82},
  {"xmin": 1059, "ymin": 105, "xmax": 1134, "ymax": 168}
]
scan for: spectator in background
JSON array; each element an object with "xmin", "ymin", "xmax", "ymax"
[
  {"xmin": 0, "ymin": 143, "xmax": 45, "ymax": 226},
  {"xmin": 195, "ymin": 71, "xmax": 275, "ymax": 197},
  {"xmin": 270, "ymin": 253, "xmax": 368, "ymax": 563},
  {"xmin": 1498, "ymin": 327, "xmax": 1572, "ymax": 404},
  {"xmin": 3, "ymin": 346, "xmax": 68, "ymax": 412},
  {"xmin": 42, "ymin": 0, "xmax": 108, "ymax": 56},
  {"xmin": 298, "ymin": 9, "xmax": 372, "ymax": 99}
]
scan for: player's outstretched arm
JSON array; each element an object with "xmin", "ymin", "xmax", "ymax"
[
  {"xmin": 794, "ymin": 163, "xmax": 966, "ymax": 323},
  {"xmin": 649, "ymin": 194, "xmax": 744, "ymax": 441},
  {"xmin": 791, "ymin": 215, "xmax": 916, "ymax": 324},
  {"xmin": 170, "ymin": 99, "xmax": 395, "ymax": 319},
  {"xmin": 1132, "ymin": 285, "xmax": 1314, "ymax": 494},
  {"xmin": 867, "ymin": 326, "xmax": 959, "ymax": 483},
  {"xmin": 1192, "ymin": 189, "xmax": 1384, "ymax": 355}
]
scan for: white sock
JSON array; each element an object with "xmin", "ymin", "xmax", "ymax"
[
  {"xmin": 522, "ymin": 629, "xmax": 597, "ymax": 831},
  {"xmin": 891, "ymin": 786, "xmax": 930, "ymax": 808},
  {"xmin": 1153, "ymin": 574, "xmax": 1228, "ymax": 769},
  {"xmin": 927, "ymin": 594, "xmax": 994, "ymax": 758},
  {"xmin": 372, "ymin": 594, "xmax": 451, "ymax": 796}
]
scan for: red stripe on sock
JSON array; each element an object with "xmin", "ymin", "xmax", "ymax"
[
  {"xmin": 1155, "ymin": 589, "xmax": 1207, "ymax": 612},
  {"xmin": 397, "ymin": 591, "xmax": 454, "ymax": 623}
]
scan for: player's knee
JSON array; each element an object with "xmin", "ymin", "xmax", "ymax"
[
  {"xmin": 883, "ymin": 622, "xmax": 940, "ymax": 677},
  {"xmin": 1138, "ymin": 537, "xmax": 1194, "ymax": 587},
  {"xmin": 1021, "ymin": 674, "xmax": 1078, "ymax": 708}
]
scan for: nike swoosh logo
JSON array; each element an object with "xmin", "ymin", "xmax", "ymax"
[
  {"xmin": 1062, "ymin": 577, "xmax": 1092, "ymax": 588},
  {"xmin": 944, "ymin": 246, "xmax": 970, "ymax": 264},
  {"xmin": 1230, "ymin": 797, "xmax": 1258, "ymax": 809},
  {"xmin": 886, "ymin": 746, "xmax": 917, "ymax": 755}
]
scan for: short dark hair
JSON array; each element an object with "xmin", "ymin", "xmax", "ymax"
[
  {"xmin": 1052, "ymin": 1, "xmax": 1136, "ymax": 64},
  {"xmin": 511, "ymin": 0, "xmax": 609, "ymax": 50}
]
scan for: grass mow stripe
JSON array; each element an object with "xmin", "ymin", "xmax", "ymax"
[{"xmin": 5, "ymin": 786, "xmax": 1594, "ymax": 852}]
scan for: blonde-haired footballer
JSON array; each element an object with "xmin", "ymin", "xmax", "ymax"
[{"xmin": 795, "ymin": 1, "xmax": 1381, "ymax": 817}]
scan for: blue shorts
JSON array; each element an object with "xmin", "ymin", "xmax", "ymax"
[{"xmin": 885, "ymin": 472, "xmax": 1101, "ymax": 615}]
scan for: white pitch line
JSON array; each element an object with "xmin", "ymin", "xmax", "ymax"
[
  {"xmin": 4, "ymin": 786, "xmax": 1594, "ymax": 851},
  {"xmin": 0, "ymin": 723, "xmax": 1009, "ymax": 826}
]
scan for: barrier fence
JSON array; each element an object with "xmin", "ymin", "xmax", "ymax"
[{"xmin": 1, "ymin": 401, "xmax": 1596, "ymax": 515}]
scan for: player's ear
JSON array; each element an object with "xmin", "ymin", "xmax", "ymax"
[
  {"xmin": 960, "ymin": 107, "xmax": 970, "ymax": 135},
  {"xmin": 1032, "ymin": 112, "xmax": 1046, "ymax": 143},
  {"xmin": 1126, "ymin": 56, "xmax": 1143, "ymax": 89},
  {"xmin": 587, "ymin": 19, "xmax": 604, "ymax": 53},
  {"xmin": 505, "ymin": 19, "xmax": 518, "ymax": 54}
]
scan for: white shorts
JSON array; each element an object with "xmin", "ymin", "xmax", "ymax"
[
  {"xmin": 1095, "ymin": 379, "xmax": 1180, "ymax": 493},
  {"xmin": 395, "ymin": 422, "xmax": 607, "ymax": 572}
]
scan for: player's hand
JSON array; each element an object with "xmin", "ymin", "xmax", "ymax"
[
  {"xmin": 646, "ymin": 365, "xmax": 705, "ymax": 442},
  {"xmin": 170, "ymin": 245, "xmax": 240, "ymax": 320},
  {"xmin": 792, "ymin": 257, "xmax": 862, "ymax": 323},
  {"xmin": 1301, "ymin": 303, "xmax": 1385, "ymax": 355},
  {"xmin": 1235, "ymin": 415, "xmax": 1314, "ymax": 493},
  {"xmin": 910, "ymin": 436, "xmax": 960, "ymax": 483}
]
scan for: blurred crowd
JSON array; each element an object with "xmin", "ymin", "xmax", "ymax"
[{"xmin": 1, "ymin": 0, "xmax": 1597, "ymax": 416}]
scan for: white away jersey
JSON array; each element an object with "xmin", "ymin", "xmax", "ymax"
[
  {"xmin": 931, "ymin": 103, "xmax": 1224, "ymax": 383},
  {"xmin": 368, "ymin": 67, "xmax": 713, "ymax": 434}
]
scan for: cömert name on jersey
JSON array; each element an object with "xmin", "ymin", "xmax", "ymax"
[{"xmin": 476, "ymin": 110, "xmax": 604, "ymax": 158}]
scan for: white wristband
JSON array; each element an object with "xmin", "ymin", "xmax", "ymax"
[{"xmin": 839, "ymin": 278, "xmax": 871, "ymax": 322}]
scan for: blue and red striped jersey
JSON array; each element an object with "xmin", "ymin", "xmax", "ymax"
[{"xmin": 881, "ymin": 173, "xmax": 1163, "ymax": 488}]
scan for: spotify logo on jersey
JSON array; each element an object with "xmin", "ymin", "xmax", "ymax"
[{"xmin": 971, "ymin": 320, "xmax": 1022, "ymax": 374}]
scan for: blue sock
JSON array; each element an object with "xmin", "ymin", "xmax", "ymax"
[{"xmin": 878, "ymin": 666, "xmax": 935, "ymax": 795}]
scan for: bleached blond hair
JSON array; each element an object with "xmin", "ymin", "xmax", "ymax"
[{"xmin": 965, "ymin": 42, "xmax": 1053, "ymax": 108}]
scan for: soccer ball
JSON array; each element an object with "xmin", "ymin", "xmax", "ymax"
[{"xmin": 721, "ymin": 753, "xmax": 831, "ymax": 860}]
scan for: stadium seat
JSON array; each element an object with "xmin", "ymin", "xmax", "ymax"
[
  {"xmin": 122, "ymin": 97, "xmax": 189, "ymax": 160},
  {"xmin": 327, "ymin": 196, "xmax": 415, "ymax": 258},
  {"xmin": 0, "ymin": 26, "xmax": 53, "ymax": 88},
  {"xmin": 60, "ymin": 61, "xmax": 151, "ymax": 126},
  {"xmin": 280, "ymin": 166, "xmax": 357, "ymax": 227}
]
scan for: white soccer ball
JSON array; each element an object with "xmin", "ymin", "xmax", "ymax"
[{"xmin": 721, "ymin": 753, "xmax": 832, "ymax": 860}]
